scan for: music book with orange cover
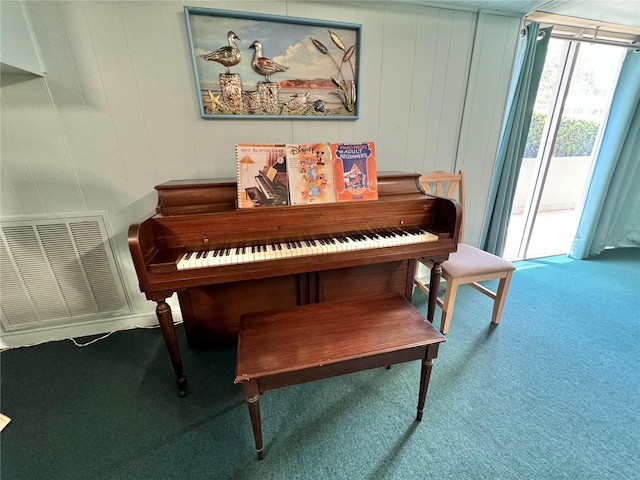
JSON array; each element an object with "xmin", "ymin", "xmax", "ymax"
[
  {"xmin": 285, "ymin": 143, "xmax": 337, "ymax": 205},
  {"xmin": 236, "ymin": 143, "xmax": 289, "ymax": 208},
  {"xmin": 331, "ymin": 142, "xmax": 378, "ymax": 201}
]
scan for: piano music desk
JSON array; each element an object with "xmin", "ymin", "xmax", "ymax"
[{"xmin": 234, "ymin": 293, "xmax": 446, "ymax": 460}]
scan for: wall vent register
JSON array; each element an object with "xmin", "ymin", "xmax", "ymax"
[{"xmin": 0, "ymin": 214, "xmax": 130, "ymax": 331}]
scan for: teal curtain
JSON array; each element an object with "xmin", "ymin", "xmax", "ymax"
[
  {"xmin": 570, "ymin": 50, "xmax": 640, "ymax": 259},
  {"xmin": 480, "ymin": 23, "xmax": 552, "ymax": 256}
]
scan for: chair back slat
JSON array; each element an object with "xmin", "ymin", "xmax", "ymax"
[{"xmin": 419, "ymin": 170, "xmax": 465, "ymax": 242}]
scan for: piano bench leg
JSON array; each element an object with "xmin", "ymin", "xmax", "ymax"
[
  {"xmin": 416, "ymin": 354, "xmax": 436, "ymax": 422},
  {"xmin": 244, "ymin": 382, "xmax": 264, "ymax": 460}
]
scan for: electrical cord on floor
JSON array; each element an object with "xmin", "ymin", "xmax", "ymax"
[
  {"xmin": 0, "ymin": 320, "xmax": 183, "ymax": 351},
  {"xmin": 68, "ymin": 320, "xmax": 183, "ymax": 347},
  {"xmin": 69, "ymin": 330, "xmax": 118, "ymax": 347}
]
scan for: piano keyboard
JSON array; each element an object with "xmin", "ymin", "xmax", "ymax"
[
  {"xmin": 255, "ymin": 173, "xmax": 276, "ymax": 200},
  {"xmin": 176, "ymin": 228, "xmax": 438, "ymax": 270}
]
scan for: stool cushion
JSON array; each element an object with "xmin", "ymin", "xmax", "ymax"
[{"xmin": 442, "ymin": 244, "xmax": 515, "ymax": 278}]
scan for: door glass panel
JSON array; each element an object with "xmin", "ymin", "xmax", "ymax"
[
  {"xmin": 526, "ymin": 43, "xmax": 625, "ymax": 259},
  {"xmin": 503, "ymin": 39, "xmax": 625, "ymax": 260},
  {"xmin": 503, "ymin": 40, "xmax": 566, "ymax": 260}
]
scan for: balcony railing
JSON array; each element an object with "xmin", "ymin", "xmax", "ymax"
[{"xmin": 503, "ymin": 155, "xmax": 592, "ymax": 260}]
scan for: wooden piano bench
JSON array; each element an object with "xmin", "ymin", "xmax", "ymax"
[{"xmin": 234, "ymin": 292, "xmax": 446, "ymax": 460}]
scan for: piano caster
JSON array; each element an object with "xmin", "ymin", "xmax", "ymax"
[{"xmin": 177, "ymin": 375, "xmax": 188, "ymax": 397}]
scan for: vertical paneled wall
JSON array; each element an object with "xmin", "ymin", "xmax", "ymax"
[
  {"xmin": 0, "ymin": 0, "xmax": 520, "ymax": 343},
  {"xmin": 457, "ymin": 12, "xmax": 523, "ymax": 243}
]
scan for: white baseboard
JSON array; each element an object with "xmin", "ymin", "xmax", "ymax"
[{"xmin": 0, "ymin": 311, "xmax": 182, "ymax": 350}]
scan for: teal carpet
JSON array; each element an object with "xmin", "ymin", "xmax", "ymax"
[{"xmin": 1, "ymin": 248, "xmax": 639, "ymax": 479}]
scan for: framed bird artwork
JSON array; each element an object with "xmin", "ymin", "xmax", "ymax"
[{"xmin": 184, "ymin": 6, "xmax": 361, "ymax": 120}]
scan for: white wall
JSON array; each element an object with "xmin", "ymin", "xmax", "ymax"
[{"xmin": 0, "ymin": 1, "xmax": 521, "ymax": 346}]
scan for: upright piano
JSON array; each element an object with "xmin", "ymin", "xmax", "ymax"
[{"xmin": 128, "ymin": 172, "xmax": 461, "ymax": 395}]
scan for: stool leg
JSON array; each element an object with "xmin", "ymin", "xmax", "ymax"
[
  {"xmin": 416, "ymin": 356, "xmax": 435, "ymax": 422},
  {"xmin": 243, "ymin": 381, "xmax": 264, "ymax": 460}
]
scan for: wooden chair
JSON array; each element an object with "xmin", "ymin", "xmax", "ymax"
[{"xmin": 414, "ymin": 170, "xmax": 515, "ymax": 334}]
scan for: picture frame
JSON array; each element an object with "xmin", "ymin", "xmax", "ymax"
[{"xmin": 184, "ymin": 6, "xmax": 361, "ymax": 120}]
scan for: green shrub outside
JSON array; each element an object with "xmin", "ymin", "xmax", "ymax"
[{"xmin": 524, "ymin": 112, "xmax": 600, "ymax": 158}]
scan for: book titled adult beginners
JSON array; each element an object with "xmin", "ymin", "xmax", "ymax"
[
  {"xmin": 331, "ymin": 142, "xmax": 378, "ymax": 201},
  {"xmin": 236, "ymin": 143, "xmax": 288, "ymax": 208}
]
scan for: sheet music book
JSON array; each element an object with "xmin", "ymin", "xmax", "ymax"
[
  {"xmin": 285, "ymin": 143, "xmax": 337, "ymax": 205},
  {"xmin": 236, "ymin": 144, "xmax": 289, "ymax": 208},
  {"xmin": 331, "ymin": 142, "xmax": 378, "ymax": 201}
]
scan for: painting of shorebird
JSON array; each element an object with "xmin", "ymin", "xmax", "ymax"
[{"xmin": 185, "ymin": 6, "xmax": 361, "ymax": 120}]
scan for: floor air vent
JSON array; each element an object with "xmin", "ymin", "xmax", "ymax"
[{"xmin": 1, "ymin": 215, "xmax": 131, "ymax": 331}]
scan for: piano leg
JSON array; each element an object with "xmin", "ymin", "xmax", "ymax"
[
  {"xmin": 427, "ymin": 261, "xmax": 442, "ymax": 323},
  {"xmin": 155, "ymin": 299, "xmax": 188, "ymax": 397}
]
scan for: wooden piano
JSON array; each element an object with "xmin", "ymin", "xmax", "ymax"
[{"xmin": 128, "ymin": 172, "xmax": 461, "ymax": 395}]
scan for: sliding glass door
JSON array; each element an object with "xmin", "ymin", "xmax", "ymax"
[{"xmin": 503, "ymin": 38, "xmax": 626, "ymax": 260}]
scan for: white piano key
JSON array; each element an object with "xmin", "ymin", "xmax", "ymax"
[
  {"xmin": 211, "ymin": 249, "xmax": 226, "ymax": 267},
  {"xmin": 270, "ymin": 243, "xmax": 283, "ymax": 260},
  {"xmin": 254, "ymin": 244, "xmax": 269, "ymax": 262},
  {"xmin": 238, "ymin": 246, "xmax": 250, "ymax": 264},
  {"xmin": 176, "ymin": 252, "xmax": 190, "ymax": 270}
]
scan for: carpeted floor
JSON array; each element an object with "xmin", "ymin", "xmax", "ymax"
[{"xmin": 1, "ymin": 248, "xmax": 639, "ymax": 479}]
